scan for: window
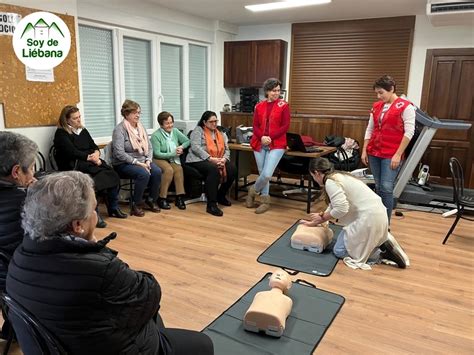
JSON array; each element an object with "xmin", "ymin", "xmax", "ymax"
[
  {"xmin": 78, "ymin": 23, "xmax": 210, "ymax": 139},
  {"xmin": 189, "ymin": 44, "xmax": 208, "ymax": 120},
  {"xmin": 123, "ymin": 37, "xmax": 153, "ymax": 129},
  {"xmin": 160, "ymin": 43, "xmax": 183, "ymax": 121},
  {"xmin": 78, "ymin": 25, "xmax": 116, "ymax": 138}
]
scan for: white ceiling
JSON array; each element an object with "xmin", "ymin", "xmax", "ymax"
[{"xmin": 146, "ymin": 0, "xmax": 427, "ymax": 26}]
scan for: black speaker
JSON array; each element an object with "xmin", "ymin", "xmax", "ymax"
[{"xmin": 240, "ymin": 87, "xmax": 259, "ymax": 113}]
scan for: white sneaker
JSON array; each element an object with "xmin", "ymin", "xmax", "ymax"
[{"xmin": 380, "ymin": 233, "xmax": 410, "ymax": 268}]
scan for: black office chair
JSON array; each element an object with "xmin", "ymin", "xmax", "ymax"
[
  {"xmin": 182, "ymin": 130, "xmax": 206, "ymax": 204},
  {"xmin": 1, "ymin": 294, "xmax": 67, "ymax": 355},
  {"xmin": 103, "ymin": 142, "xmax": 135, "ymax": 212},
  {"xmin": 48, "ymin": 146, "xmax": 58, "ymax": 171},
  {"xmin": 442, "ymin": 157, "xmax": 474, "ymax": 244}
]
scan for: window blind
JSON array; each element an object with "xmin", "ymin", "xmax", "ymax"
[
  {"xmin": 289, "ymin": 17, "xmax": 415, "ymax": 116},
  {"xmin": 160, "ymin": 43, "xmax": 183, "ymax": 120},
  {"xmin": 123, "ymin": 37, "xmax": 153, "ymax": 129},
  {"xmin": 78, "ymin": 25, "xmax": 116, "ymax": 137},
  {"xmin": 189, "ymin": 44, "xmax": 208, "ymax": 121}
]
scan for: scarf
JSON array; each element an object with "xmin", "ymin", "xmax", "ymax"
[
  {"xmin": 123, "ymin": 119, "xmax": 149, "ymax": 155},
  {"xmin": 159, "ymin": 128, "xmax": 180, "ymax": 165},
  {"xmin": 203, "ymin": 126, "xmax": 227, "ymax": 182},
  {"xmin": 68, "ymin": 125, "xmax": 83, "ymax": 136}
]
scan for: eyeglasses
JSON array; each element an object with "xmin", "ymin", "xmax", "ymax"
[{"xmin": 207, "ymin": 120, "xmax": 218, "ymax": 123}]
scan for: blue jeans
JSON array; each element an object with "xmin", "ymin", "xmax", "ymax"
[
  {"xmin": 253, "ymin": 147, "xmax": 285, "ymax": 196},
  {"xmin": 333, "ymin": 230, "xmax": 349, "ymax": 258},
  {"xmin": 114, "ymin": 162, "xmax": 161, "ymax": 204},
  {"xmin": 332, "ymin": 229, "xmax": 383, "ymax": 263},
  {"xmin": 368, "ymin": 155, "xmax": 401, "ymax": 223}
]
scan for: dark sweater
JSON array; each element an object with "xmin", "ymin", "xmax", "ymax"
[
  {"xmin": 53, "ymin": 128, "xmax": 98, "ymax": 171},
  {"xmin": 0, "ymin": 179, "xmax": 26, "ymax": 291},
  {"xmin": 6, "ymin": 233, "xmax": 163, "ymax": 354}
]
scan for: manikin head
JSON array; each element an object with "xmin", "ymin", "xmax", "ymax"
[{"xmin": 268, "ymin": 269, "xmax": 292, "ymax": 292}]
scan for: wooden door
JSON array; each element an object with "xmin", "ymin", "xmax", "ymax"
[{"xmin": 420, "ymin": 48, "xmax": 474, "ymax": 187}]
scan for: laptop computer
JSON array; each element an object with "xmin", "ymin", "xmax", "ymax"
[{"xmin": 286, "ymin": 132, "xmax": 323, "ymax": 153}]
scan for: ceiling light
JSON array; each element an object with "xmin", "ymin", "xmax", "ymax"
[{"xmin": 245, "ymin": 0, "xmax": 332, "ymax": 12}]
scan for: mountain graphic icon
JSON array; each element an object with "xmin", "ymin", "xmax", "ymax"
[{"xmin": 20, "ymin": 18, "xmax": 65, "ymax": 38}]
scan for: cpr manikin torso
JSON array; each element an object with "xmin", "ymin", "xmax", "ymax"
[
  {"xmin": 291, "ymin": 222, "xmax": 334, "ymax": 253},
  {"xmin": 243, "ymin": 269, "xmax": 293, "ymax": 337}
]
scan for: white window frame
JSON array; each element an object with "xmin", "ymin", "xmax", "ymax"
[
  {"xmin": 118, "ymin": 29, "xmax": 158, "ymax": 133},
  {"xmin": 187, "ymin": 41, "xmax": 211, "ymax": 121}
]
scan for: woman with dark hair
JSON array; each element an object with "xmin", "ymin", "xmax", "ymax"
[
  {"xmin": 246, "ymin": 78, "xmax": 290, "ymax": 214},
  {"xmin": 6, "ymin": 171, "xmax": 214, "ymax": 355},
  {"xmin": 151, "ymin": 111, "xmax": 190, "ymax": 210},
  {"xmin": 302, "ymin": 157, "xmax": 410, "ymax": 270},
  {"xmin": 186, "ymin": 111, "xmax": 236, "ymax": 216},
  {"xmin": 54, "ymin": 105, "xmax": 127, "ymax": 227},
  {"xmin": 112, "ymin": 99, "xmax": 162, "ymax": 217},
  {"xmin": 361, "ymin": 75, "xmax": 415, "ymax": 222}
]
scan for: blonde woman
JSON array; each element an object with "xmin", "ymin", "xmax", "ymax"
[
  {"xmin": 54, "ymin": 105, "xmax": 126, "ymax": 226},
  {"xmin": 112, "ymin": 100, "xmax": 162, "ymax": 217}
]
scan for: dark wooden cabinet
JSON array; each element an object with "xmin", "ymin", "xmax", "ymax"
[{"xmin": 224, "ymin": 40, "xmax": 287, "ymax": 88}]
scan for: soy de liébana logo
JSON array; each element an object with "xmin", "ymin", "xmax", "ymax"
[{"xmin": 12, "ymin": 11, "xmax": 71, "ymax": 70}]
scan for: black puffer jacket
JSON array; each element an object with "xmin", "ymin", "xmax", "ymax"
[
  {"xmin": 6, "ymin": 233, "xmax": 163, "ymax": 354},
  {"xmin": 0, "ymin": 179, "xmax": 26, "ymax": 291}
]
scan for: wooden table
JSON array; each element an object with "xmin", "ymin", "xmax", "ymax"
[{"xmin": 228, "ymin": 143, "xmax": 336, "ymax": 213}]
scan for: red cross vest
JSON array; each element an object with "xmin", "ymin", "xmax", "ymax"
[
  {"xmin": 251, "ymin": 99, "xmax": 288, "ymax": 151},
  {"xmin": 367, "ymin": 97, "xmax": 410, "ymax": 159}
]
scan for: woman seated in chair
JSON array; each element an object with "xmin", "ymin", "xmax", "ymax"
[
  {"xmin": 112, "ymin": 99, "xmax": 162, "ymax": 217},
  {"xmin": 6, "ymin": 171, "xmax": 214, "ymax": 355},
  {"xmin": 0, "ymin": 132, "xmax": 37, "ymax": 339},
  {"xmin": 186, "ymin": 111, "xmax": 236, "ymax": 216},
  {"xmin": 54, "ymin": 105, "xmax": 127, "ymax": 227},
  {"xmin": 151, "ymin": 111, "xmax": 189, "ymax": 210}
]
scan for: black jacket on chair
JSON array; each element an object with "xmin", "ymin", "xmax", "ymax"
[
  {"xmin": 0, "ymin": 179, "xmax": 26, "ymax": 291},
  {"xmin": 6, "ymin": 233, "xmax": 163, "ymax": 354}
]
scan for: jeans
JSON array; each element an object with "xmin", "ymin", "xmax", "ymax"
[
  {"xmin": 332, "ymin": 230, "xmax": 349, "ymax": 259},
  {"xmin": 114, "ymin": 162, "xmax": 162, "ymax": 204},
  {"xmin": 253, "ymin": 147, "xmax": 285, "ymax": 196},
  {"xmin": 368, "ymin": 155, "xmax": 401, "ymax": 223},
  {"xmin": 332, "ymin": 229, "xmax": 383, "ymax": 263}
]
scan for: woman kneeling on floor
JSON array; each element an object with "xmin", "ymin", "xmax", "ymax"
[{"xmin": 301, "ymin": 157, "xmax": 410, "ymax": 270}]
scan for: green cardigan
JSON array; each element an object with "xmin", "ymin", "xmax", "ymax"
[{"xmin": 150, "ymin": 128, "xmax": 190, "ymax": 160}]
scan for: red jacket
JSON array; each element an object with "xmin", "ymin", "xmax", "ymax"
[
  {"xmin": 251, "ymin": 99, "xmax": 290, "ymax": 151},
  {"xmin": 367, "ymin": 97, "xmax": 409, "ymax": 159}
]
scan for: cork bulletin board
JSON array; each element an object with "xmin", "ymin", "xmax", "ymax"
[{"xmin": 0, "ymin": 3, "xmax": 80, "ymax": 128}]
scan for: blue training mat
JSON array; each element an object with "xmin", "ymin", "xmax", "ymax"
[
  {"xmin": 202, "ymin": 273, "xmax": 345, "ymax": 355},
  {"xmin": 257, "ymin": 221, "xmax": 342, "ymax": 277}
]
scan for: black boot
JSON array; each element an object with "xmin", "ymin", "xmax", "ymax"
[
  {"xmin": 130, "ymin": 203, "xmax": 145, "ymax": 217},
  {"xmin": 96, "ymin": 213, "xmax": 107, "ymax": 228},
  {"xmin": 175, "ymin": 195, "xmax": 186, "ymax": 210},
  {"xmin": 217, "ymin": 195, "xmax": 232, "ymax": 206},
  {"xmin": 145, "ymin": 198, "xmax": 160, "ymax": 213},
  {"xmin": 206, "ymin": 202, "xmax": 223, "ymax": 217},
  {"xmin": 158, "ymin": 198, "xmax": 171, "ymax": 210},
  {"xmin": 108, "ymin": 207, "xmax": 128, "ymax": 218}
]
